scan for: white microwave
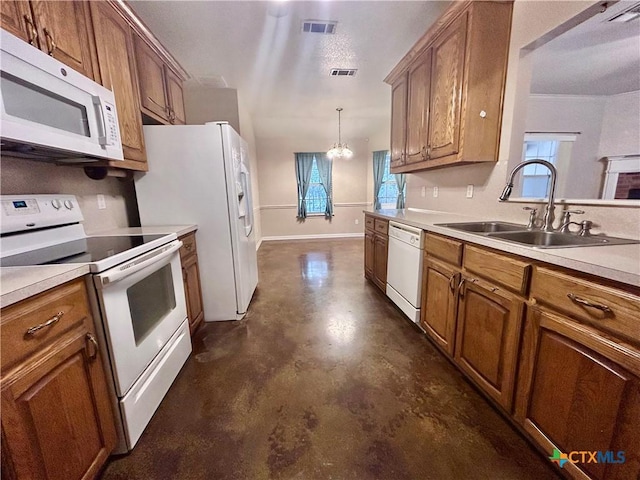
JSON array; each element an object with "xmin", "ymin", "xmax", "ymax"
[{"xmin": 0, "ymin": 30, "xmax": 124, "ymax": 163}]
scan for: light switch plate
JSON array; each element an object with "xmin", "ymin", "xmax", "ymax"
[
  {"xmin": 97, "ymin": 194, "xmax": 106, "ymax": 210},
  {"xmin": 466, "ymin": 185, "xmax": 474, "ymax": 198},
  {"xmin": 433, "ymin": 186, "xmax": 439, "ymax": 198}
]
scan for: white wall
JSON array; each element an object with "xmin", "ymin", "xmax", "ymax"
[
  {"xmin": 599, "ymin": 90, "xmax": 640, "ymax": 157},
  {"xmin": 1, "ymin": 158, "xmax": 136, "ymax": 234},
  {"xmin": 184, "ymin": 86, "xmax": 241, "ymax": 133},
  {"xmin": 405, "ymin": 0, "xmax": 640, "ymax": 238},
  {"xmin": 257, "ymin": 137, "xmax": 370, "ymax": 239},
  {"xmin": 368, "ymin": 123, "xmax": 391, "ymax": 209},
  {"xmin": 525, "ymin": 95, "xmax": 605, "ymax": 198}
]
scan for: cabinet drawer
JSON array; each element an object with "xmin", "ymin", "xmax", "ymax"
[
  {"xmin": 364, "ymin": 216, "xmax": 375, "ymax": 231},
  {"xmin": 374, "ymin": 219, "xmax": 388, "ymax": 235},
  {"xmin": 464, "ymin": 245, "xmax": 531, "ymax": 295},
  {"xmin": 1, "ymin": 279, "xmax": 90, "ymax": 374},
  {"xmin": 425, "ymin": 233, "xmax": 463, "ymax": 266},
  {"xmin": 179, "ymin": 232, "xmax": 197, "ymax": 259},
  {"xmin": 531, "ymin": 267, "xmax": 640, "ymax": 343}
]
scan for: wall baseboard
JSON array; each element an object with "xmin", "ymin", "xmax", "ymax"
[
  {"xmin": 261, "ymin": 233, "xmax": 364, "ymax": 242},
  {"xmin": 256, "ymin": 238, "xmax": 263, "ymax": 250}
]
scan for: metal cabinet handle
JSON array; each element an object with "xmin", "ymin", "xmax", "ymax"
[
  {"xmin": 43, "ymin": 28, "xmax": 56, "ymax": 55},
  {"xmin": 85, "ymin": 333, "xmax": 98, "ymax": 360},
  {"xmin": 24, "ymin": 15, "xmax": 38, "ymax": 45},
  {"xmin": 26, "ymin": 311, "xmax": 64, "ymax": 335},
  {"xmin": 567, "ymin": 293, "xmax": 612, "ymax": 313},
  {"xmin": 458, "ymin": 278, "xmax": 466, "ymax": 298},
  {"xmin": 184, "ymin": 242, "xmax": 193, "ymax": 251},
  {"xmin": 449, "ymin": 273, "xmax": 456, "ymax": 293}
]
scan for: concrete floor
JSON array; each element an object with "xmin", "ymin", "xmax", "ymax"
[{"xmin": 101, "ymin": 239, "xmax": 560, "ymax": 480}]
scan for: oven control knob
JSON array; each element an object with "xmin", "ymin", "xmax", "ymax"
[
  {"xmin": 64, "ymin": 200, "xmax": 74, "ymax": 210},
  {"xmin": 51, "ymin": 199, "xmax": 61, "ymax": 210}
]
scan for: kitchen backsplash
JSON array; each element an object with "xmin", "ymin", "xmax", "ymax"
[{"xmin": 1, "ymin": 157, "xmax": 138, "ymax": 234}]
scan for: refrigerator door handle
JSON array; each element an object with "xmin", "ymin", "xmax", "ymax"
[{"xmin": 240, "ymin": 165, "xmax": 253, "ymax": 237}]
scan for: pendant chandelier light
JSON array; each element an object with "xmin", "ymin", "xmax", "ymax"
[{"xmin": 327, "ymin": 107, "xmax": 353, "ymax": 159}]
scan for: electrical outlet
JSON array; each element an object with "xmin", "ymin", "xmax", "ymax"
[
  {"xmin": 97, "ymin": 194, "xmax": 106, "ymax": 210},
  {"xmin": 466, "ymin": 185, "xmax": 474, "ymax": 198},
  {"xmin": 355, "ymin": 219, "xmax": 359, "ymax": 225},
  {"xmin": 433, "ymin": 186, "xmax": 439, "ymax": 198},
  {"xmin": 421, "ymin": 186, "xmax": 426, "ymax": 197}
]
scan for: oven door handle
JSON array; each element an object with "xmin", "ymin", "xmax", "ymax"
[{"xmin": 94, "ymin": 241, "xmax": 183, "ymax": 289}]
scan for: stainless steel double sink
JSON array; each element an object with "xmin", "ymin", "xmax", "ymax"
[{"xmin": 435, "ymin": 222, "xmax": 640, "ymax": 249}]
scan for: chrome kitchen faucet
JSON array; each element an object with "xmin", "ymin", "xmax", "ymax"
[{"xmin": 499, "ymin": 159, "xmax": 558, "ymax": 232}]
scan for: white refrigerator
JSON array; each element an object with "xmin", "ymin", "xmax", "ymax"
[{"xmin": 135, "ymin": 122, "xmax": 258, "ymax": 321}]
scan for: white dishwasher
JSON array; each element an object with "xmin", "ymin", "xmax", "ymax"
[{"xmin": 386, "ymin": 222, "xmax": 424, "ymax": 324}]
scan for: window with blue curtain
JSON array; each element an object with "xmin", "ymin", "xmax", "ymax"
[
  {"xmin": 295, "ymin": 152, "xmax": 333, "ymax": 219},
  {"xmin": 379, "ymin": 152, "xmax": 399, "ymax": 208},
  {"xmin": 305, "ymin": 158, "xmax": 328, "ymax": 214}
]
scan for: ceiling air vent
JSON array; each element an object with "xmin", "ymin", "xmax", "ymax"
[
  {"xmin": 606, "ymin": 2, "xmax": 640, "ymax": 22},
  {"xmin": 330, "ymin": 68, "xmax": 357, "ymax": 77},
  {"xmin": 302, "ymin": 20, "xmax": 337, "ymax": 34}
]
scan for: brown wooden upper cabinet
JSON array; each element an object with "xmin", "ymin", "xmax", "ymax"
[
  {"xmin": 165, "ymin": 67, "xmax": 186, "ymax": 125},
  {"xmin": 135, "ymin": 35, "xmax": 186, "ymax": 125},
  {"xmin": 90, "ymin": 1, "xmax": 147, "ymax": 169},
  {"xmin": 405, "ymin": 49, "xmax": 432, "ymax": 165},
  {"xmin": 389, "ymin": 74, "xmax": 408, "ymax": 169},
  {"xmin": 385, "ymin": 1, "xmax": 513, "ymax": 173},
  {"xmin": 428, "ymin": 13, "xmax": 467, "ymax": 161},
  {"xmin": 1, "ymin": 0, "xmax": 97, "ymax": 80}
]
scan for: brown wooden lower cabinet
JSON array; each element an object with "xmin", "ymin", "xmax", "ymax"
[
  {"xmin": 369, "ymin": 221, "xmax": 640, "ymax": 478},
  {"xmin": 364, "ymin": 230, "xmax": 375, "ymax": 279},
  {"xmin": 373, "ymin": 233, "xmax": 388, "ymax": 291},
  {"xmin": 1, "ymin": 278, "xmax": 117, "ymax": 480},
  {"xmin": 515, "ymin": 307, "xmax": 640, "ymax": 480},
  {"xmin": 454, "ymin": 277, "xmax": 524, "ymax": 411},
  {"xmin": 421, "ymin": 257, "xmax": 459, "ymax": 355},
  {"xmin": 364, "ymin": 215, "xmax": 389, "ymax": 293},
  {"xmin": 179, "ymin": 231, "xmax": 204, "ymax": 335}
]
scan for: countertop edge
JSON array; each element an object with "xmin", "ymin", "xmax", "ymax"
[
  {"xmin": 92, "ymin": 224, "xmax": 198, "ymax": 237},
  {"xmin": 1, "ymin": 265, "xmax": 91, "ymax": 309},
  {"xmin": 364, "ymin": 209, "xmax": 640, "ymax": 288}
]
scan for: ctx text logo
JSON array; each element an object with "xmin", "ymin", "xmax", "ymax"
[{"xmin": 549, "ymin": 448, "xmax": 626, "ymax": 468}]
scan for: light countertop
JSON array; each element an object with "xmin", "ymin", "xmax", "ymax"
[
  {"xmin": 366, "ymin": 208, "xmax": 640, "ymax": 288},
  {"xmin": 0, "ymin": 225, "xmax": 198, "ymax": 308},
  {"xmin": 1, "ymin": 265, "xmax": 91, "ymax": 308}
]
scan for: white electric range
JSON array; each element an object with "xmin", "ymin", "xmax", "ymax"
[{"xmin": 0, "ymin": 194, "xmax": 192, "ymax": 452}]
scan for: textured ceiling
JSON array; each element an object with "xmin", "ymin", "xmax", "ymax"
[
  {"xmin": 531, "ymin": 0, "xmax": 640, "ymax": 96},
  {"xmin": 129, "ymin": 0, "xmax": 450, "ymax": 141}
]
